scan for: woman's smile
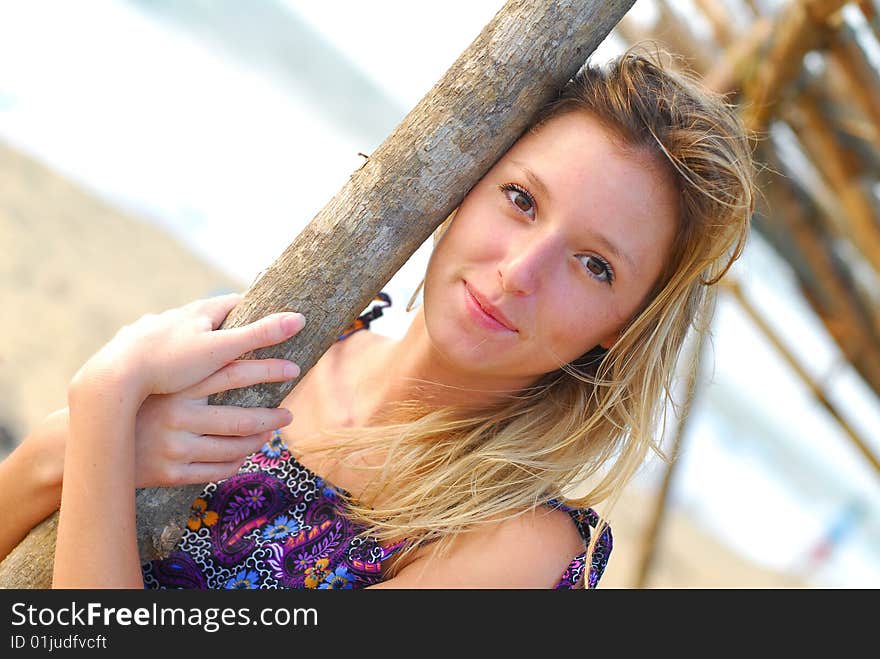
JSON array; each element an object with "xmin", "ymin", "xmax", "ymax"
[{"xmin": 463, "ymin": 280, "xmax": 518, "ymax": 333}]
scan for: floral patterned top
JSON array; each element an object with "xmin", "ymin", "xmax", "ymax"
[{"xmin": 141, "ymin": 294, "xmax": 613, "ymax": 589}]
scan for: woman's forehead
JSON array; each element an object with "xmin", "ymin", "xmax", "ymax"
[
  {"xmin": 500, "ymin": 112, "xmax": 676, "ymax": 208},
  {"xmin": 508, "ymin": 110, "xmax": 647, "ymax": 164}
]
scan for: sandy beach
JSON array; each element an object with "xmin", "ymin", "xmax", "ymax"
[{"xmin": 0, "ymin": 139, "xmax": 803, "ymax": 587}]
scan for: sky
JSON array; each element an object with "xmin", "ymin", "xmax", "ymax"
[{"xmin": 1, "ymin": 0, "xmax": 878, "ymax": 586}]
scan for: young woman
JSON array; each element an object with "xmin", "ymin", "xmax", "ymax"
[{"xmin": 2, "ymin": 47, "xmax": 755, "ymax": 588}]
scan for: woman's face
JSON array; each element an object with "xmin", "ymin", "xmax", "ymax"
[{"xmin": 422, "ymin": 110, "xmax": 679, "ymax": 380}]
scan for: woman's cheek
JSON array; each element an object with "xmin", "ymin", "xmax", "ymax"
[{"xmin": 554, "ymin": 304, "xmax": 614, "ymax": 357}]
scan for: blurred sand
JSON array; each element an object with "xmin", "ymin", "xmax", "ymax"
[
  {"xmin": 0, "ymin": 140, "xmax": 804, "ymax": 587},
  {"xmin": 0, "ymin": 139, "xmax": 242, "ymax": 443}
]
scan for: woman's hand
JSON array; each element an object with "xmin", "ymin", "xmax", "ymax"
[
  {"xmin": 133, "ymin": 363, "xmax": 296, "ymax": 487},
  {"xmin": 54, "ymin": 293, "xmax": 307, "ymax": 588},
  {"xmin": 73, "ymin": 292, "xmax": 305, "ymax": 485},
  {"xmin": 72, "ymin": 293, "xmax": 305, "ymax": 401}
]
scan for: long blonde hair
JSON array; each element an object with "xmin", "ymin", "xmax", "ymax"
[{"xmin": 312, "ymin": 44, "xmax": 755, "ymax": 582}]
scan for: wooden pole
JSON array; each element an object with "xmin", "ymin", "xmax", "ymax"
[
  {"xmin": 633, "ymin": 305, "xmax": 712, "ymax": 588},
  {"xmin": 783, "ymin": 92, "xmax": 880, "ymax": 280},
  {"xmin": 754, "ymin": 147, "xmax": 880, "ymax": 401},
  {"xmin": 0, "ymin": 0, "xmax": 636, "ymax": 589},
  {"xmin": 739, "ymin": 0, "xmax": 847, "ymax": 133},
  {"xmin": 826, "ymin": 32, "xmax": 880, "ymax": 143},
  {"xmin": 693, "ymin": 0, "xmax": 735, "ymax": 46},
  {"xmin": 721, "ymin": 279, "xmax": 880, "ymax": 477},
  {"xmin": 616, "ymin": 2, "xmax": 713, "ymax": 72}
]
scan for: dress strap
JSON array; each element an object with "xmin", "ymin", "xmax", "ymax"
[
  {"xmin": 337, "ymin": 292, "xmax": 392, "ymax": 341},
  {"xmin": 379, "ymin": 539, "xmax": 407, "ymax": 562}
]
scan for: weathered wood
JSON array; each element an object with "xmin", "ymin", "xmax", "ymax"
[
  {"xmin": 786, "ymin": 93, "xmax": 880, "ymax": 279},
  {"xmin": 616, "ymin": 3, "xmax": 713, "ymax": 73},
  {"xmin": 0, "ymin": 0, "xmax": 636, "ymax": 588},
  {"xmin": 633, "ymin": 315, "xmax": 711, "ymax": 588},
  {"xmin": 757, "ymin": 146, "xmax": 880, "ymax": 394},
  {"xmin": 721, "ymin": 279, "xmax": 880, "ymax": 478},
  {"xmin": 0, "ymin": 510, "xmax": 58, "ymax": 588},
  {"xmin": 739, "ymin": 0, "xmax": 847, "ymax": 132},
  {"xmin": 693, "ymin": 0, "xmax": 735, "ymax": 46}
]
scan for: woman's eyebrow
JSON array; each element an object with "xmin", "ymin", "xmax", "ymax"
[
  {"xmin": 510, "ymin": 161, "xmax": 551, "ymax": 203},
  {"xmin": 583, "ymin": 228, "xmax": 638, "ymax": 276}
]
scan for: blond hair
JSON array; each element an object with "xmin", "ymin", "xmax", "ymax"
[{"xmin": 312, "ymin": 44, "xmax": 755, "ymax": 583}]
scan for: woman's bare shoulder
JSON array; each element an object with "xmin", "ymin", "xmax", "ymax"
[{"xmin": 372, "ymin": 507, "xmax": 584, "ymax": 588}]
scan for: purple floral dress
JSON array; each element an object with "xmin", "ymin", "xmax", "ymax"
[
  {"xmin": 141, "ymin": 294, "xmax": 612, "ymax": 589},
  {"xmin": 141, "ymin": 429, "xmax": 613, "ymax": 589}
]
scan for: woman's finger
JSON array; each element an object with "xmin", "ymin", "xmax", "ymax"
[
  {"xmin": 188, "ymin": 292, "xmax": 245, "ymax": 330},
  {"xmin": 187, "ymin": 359, "xmax": 301, "ymax": 398},
  {"xmin": 209, "ymin": 312, "xmax": 306, "ymax": 365},
  {"xmin": 173, "ymin": 403, "xmax": 293, "ymax": 437},
  {"xmin": 186, "ymin": 432, "xmax": 273, "ymax": 464}
]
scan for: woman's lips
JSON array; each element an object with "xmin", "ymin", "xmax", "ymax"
[{"xmin": 463, "ymin": 281, "xmax": 518, "ymax": 333}]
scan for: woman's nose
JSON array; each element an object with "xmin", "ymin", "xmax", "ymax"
[{"xmin": 498, "ymin": 232, "xmax": 560, "ymax": 296}]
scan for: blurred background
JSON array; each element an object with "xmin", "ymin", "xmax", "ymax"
[{"xmin": 1, "ymin": 0, "xmax": 878, "ymax": 587}]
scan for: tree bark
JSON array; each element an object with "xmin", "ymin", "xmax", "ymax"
[{"xmin": 0, "ymin": 0, "xmax": 635, "ymax": 588}]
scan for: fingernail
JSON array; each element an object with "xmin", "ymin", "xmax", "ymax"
[
  {"xmin": 283, "ymin": 363, "xmax": 301, "ymax": 378},
  {"xmin": 283, "ymin": 313, "xmax": 305, "ymax": 333}
]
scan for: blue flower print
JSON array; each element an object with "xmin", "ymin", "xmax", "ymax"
[
  {"xmin": 314, "ymin": 477, "xmax": 338, "ymax": 501},
  {"xmin": 225, "ymin": 569, "xmax": 260, "ymax": 589},
  {"xmin": 319, "ymin": 566, "xmax": 355, "ymax": 589},
  {"xmin": 261, "ymin": 432, "xmax": 287, "ymax": 459},
  {"xmin": 262, "ymin": 515, "xmax": 299, "ymax": 542}
]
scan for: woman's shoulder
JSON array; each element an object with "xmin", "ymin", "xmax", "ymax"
[
  {"xmin": 486, "ymin": 505, "xmax": 590, "ymax": 585},
  {"xmin": 487, "ymin": 502, "xmax": 612, "ymax": 588},
  {"xmin": 375, "ymin": 504, "xmax": 610, "ymax": 588}
]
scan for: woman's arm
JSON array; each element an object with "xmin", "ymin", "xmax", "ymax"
[
  {"xmin": 52, "ymin": 294, "xmax": 305, "ymax": 588},
  {"xmin": 0, "ymin": 409, "xmax": 67, "ymax": 561},
  {"xmin": 0, "ymin": 318, "xmax": 299, "ymax": 565},
  {"xmin": 1, "ymin": 367, "xmax": 294, "ymax": 566},
  {"xmin": 54, "ymin": 369, "xmax": 147, "ymax": 587}
]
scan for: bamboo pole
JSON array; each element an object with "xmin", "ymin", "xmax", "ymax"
[
  {"xmin": 756, "ymin": 148, "xmax": 880, "ymax": 396},
  {"xmin": 693, "ymin": 0, "xmax": 735, "ymax": 46},
  {"xmin": 616, "ymin": 2, "xmax": 713, "ymax": 72},
  {"xmin": 0, "ymin": 0, "xmax": 637, "ymax": 589},
  {"xmin": 633, "ymin": 313, "xmax": 712, "ymax": 588},
  {"xmin": 784, "ymin": 92, "xmax": 880, "ymax": 280},
  {"xmin": 738, "ymin": 0, "xmax": 847, "ymax": 133},
  {"xmin": 721, "ymin": 279, "xmax": 880, "ymax": 477}
]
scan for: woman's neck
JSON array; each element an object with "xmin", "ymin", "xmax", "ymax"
[{"xmin": 345, "ymin": 308, "xmax": 535, "ymax": 428}]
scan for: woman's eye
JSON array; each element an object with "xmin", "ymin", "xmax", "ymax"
[
  {"xmin": 500, "ymin": 183, "xmax": 535, "ymax": 218},
  {"xmin": 579, "ymin": 255, "xmax": 615, "ymax": 285}
]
